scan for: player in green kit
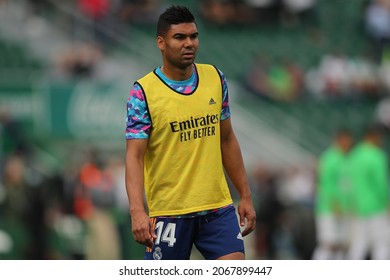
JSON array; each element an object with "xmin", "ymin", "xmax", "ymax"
[
  {"xmin": 346, "ymin": 125, "xmax": 390, "ymax": 259},
  {"xmin": 312, "ymin": 128, "xmax": 354, "ymax": 259}
]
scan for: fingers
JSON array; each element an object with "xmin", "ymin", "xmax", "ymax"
[
  {"xmin": 134, "ymin": 232, "xmax": 154, "ymax": 247},
  {"xmin": 132, "ymin": 217, "xmax": 156, "ymax": 248},
  {"xmin": 240, "ymin": 209, "xmax": 256, "ymax": 237},
  {"xmin": 144, "ymin": 237, "xmax": 154, "ymax": 249},
  {"xmin": 133, "ymin": 228, "xmax": 154, "ymax": 247},
  {"xmin": 241, "ymin": 213, "xmax": 256, "ymax": 237},
  {"xmin": 239, "ymin": 211, "xmax": 245, "ymax": 227}
]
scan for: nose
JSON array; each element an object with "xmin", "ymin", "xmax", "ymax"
[{"xmin": 184, "ymin": 36, "xmax": 193, "ymax": 48}]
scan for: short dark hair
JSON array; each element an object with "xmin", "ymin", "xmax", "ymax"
[
  {"xmin": 334, "ymin": 127, "xmax": 353, "ymax": 138},
  {"xmin": 156, "ymin": 5, "xmax": 196, "ymax": 37}
]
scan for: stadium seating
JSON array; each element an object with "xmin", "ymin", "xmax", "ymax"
[
  {"xmin": 0, "ymin": 38, "xmax": 42, "ymax": 87},
  {"xmin": 237, "ymin": 93, "xmax": 379, "ymax": 155}
]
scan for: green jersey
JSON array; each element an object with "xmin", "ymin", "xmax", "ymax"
[
  {"xmin": 349, "ymin": 142, "xmax": 389, "ymax": 216},
  {"xmin": 316, "ymin": 146, "xmax": 352, "ymax": 215}
]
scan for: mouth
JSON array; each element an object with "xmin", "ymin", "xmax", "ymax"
[{"xmin": 182, "ymin": 52, "xmax": 195, "ymax": 59}]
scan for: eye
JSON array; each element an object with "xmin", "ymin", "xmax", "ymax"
[
  {"xmin": 190, "ymin": 33, "xmax": 199, "ymax": 39},
  {"xmin": 174, "ymin": 34, "xmax": 185, "ymax": 40}
]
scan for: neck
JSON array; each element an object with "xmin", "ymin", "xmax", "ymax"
[{"xmin": 161, "ymin": 64, "xmax": 193, "ymax": 81}]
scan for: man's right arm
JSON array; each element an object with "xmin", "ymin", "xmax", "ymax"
[
  {"xmin": 125, "ymin": 83, "xmax": 155, "ymax": 247},
  {"xmin": 125, "ymin": 138, "xmax": 155, "ymax": 248}
]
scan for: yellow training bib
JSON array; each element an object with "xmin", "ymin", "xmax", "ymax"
[{"xmin": 137, "ymin": 63, "xmax": 232, "ymax": 217}]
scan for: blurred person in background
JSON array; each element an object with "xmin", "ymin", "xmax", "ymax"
[
  {"xmin": 52, "ymin": 42, "xmax": 104, "ymax": 80},
  {"xmin": 278, "ymin": 165, "xmax": 316, "ymax": 259},
  {"xmin": 0, "ymin": 109, "xmax": 31, "ymax": 158},
  {"xmin": 73, "ymin": 148, "xmax": 120, "ymax": 260},
  {"xmin": 375, "ymin": 96, "xmax": 390, "ymax": 133},
  {"xmin": 245, "ymin": 55, "xmax": 304, "ymax": 102},
  {"xmin": 243, "ymin": 0, "xmax": 280, "ymax": 24},
  {"xmin": 314, "ymin": 50, "xmax": 350, "ymax": 99},
  {"xmin": 199, "ymin": 0, "xmax": 256, "ymax": 25},
  {"xmin": 201, "ymin": 0, "xmax": 237, "ymax": 25},
  {"xmin": 76, "ymin": 0, "xmax": 115, "ymax": 49},
  {"xmin": 118, "ymin": 0, "xmax": 164, "ymax": 25},
  {"xmin": 0, "ymin": 153, "xmax": 61, "ymax": 259},
  {"xmin": 244, "ymin": 53, "xmax": 270, "ymax": 100},
  {"xmin": 125, "ymin": 5, "xmax": 256, "ymax": 260},
  {"xmin": 279, "ymin": 0, "xmax": 317, "ymax": 27},
  {"xmin": 364, "ymin": 0, "xmax": 390, "ymax": 63},
  {"xmin": 304, "ymin": 51, "xmax": 381, "ymax": 100},
  {"xmin": 346, "ymin": 124, "xmax": 390, "ymax": 259},
  {"xmin": 312, "ymin": 128, "xmax": 354, "ymax": 260},
  {"xmin": 265, "ymin": 58, "xmax": 304, "ymax": 102},
  {"xmin": 0, "ymin": 154, "xmax": 32, "ymax": 259},
  {"xmin": 252, "ymin": 163, "xmax": 284, "ymax": 259},
  {"xmin": 347, "ymin": 52, "xmax": 381, "ymax": 100},
  {"xmin": 378, "ymin": 49, "xmax": 390, "ymax": 94}
]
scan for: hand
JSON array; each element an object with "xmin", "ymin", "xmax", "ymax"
[
  {"xmin": 237, "ymin": 197, "xmax": 256, "ymax": 237},
  {"xmin": 130, "ymin": 210, "xmax": 157, "ymax": 248}
]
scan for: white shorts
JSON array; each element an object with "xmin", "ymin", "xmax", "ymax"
[
  {"xmin": 315, "ymin": 214, "xmax": 350, "ymax": 246},
  {"xmin": 347, "ymin": 212, "xmax": 390, "ymax": 259}
]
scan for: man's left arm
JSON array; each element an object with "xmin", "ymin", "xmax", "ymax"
[{"xmin": 220, "ymin": 117, "xmax": 256, "ymax": 237}]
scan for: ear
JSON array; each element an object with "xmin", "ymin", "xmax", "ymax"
[{"xmin": 156, "ymin": 36, "xmax": 164, "ymax": 51}]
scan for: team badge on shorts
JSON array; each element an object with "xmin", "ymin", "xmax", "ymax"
[{"xmin": 153, "ymin": 247, "xmax": 163, "ymax": 260}]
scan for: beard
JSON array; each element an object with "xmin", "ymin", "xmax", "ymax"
[
  {"xmin": 166, "ymin": 51, "xmax": 197, "ymax": 70},
  {"xmin": 173, "ymin": 58, "xmax": 195, "ymax": 70}
]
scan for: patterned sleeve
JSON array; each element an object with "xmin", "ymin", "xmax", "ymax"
[
  {"xmin": 217, "ymin": 68, "xmax": 231, "ymax": 120},
  {"xmin": 125, "ymin": 83, "xmax": 151, "ymax": 139}
]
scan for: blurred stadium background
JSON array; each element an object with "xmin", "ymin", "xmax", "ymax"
[{"xmin": 0, "ymin": 0, "xmax": 389, "ymax": 260}]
